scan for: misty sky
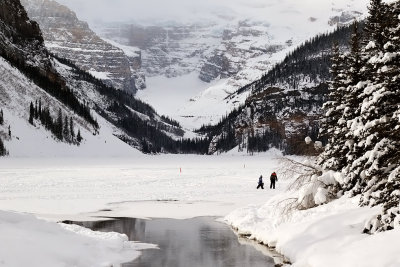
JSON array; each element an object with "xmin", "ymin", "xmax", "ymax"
[
  {"xmin": 57, "ymin": 0, "xmax": 247, "ymax": 23},
  {"xmin": 55, "ymin": 0, "xmax": 369, "ymax": 28},
  {"xmin": 55, "ymin": 0, "xmax": 346, "ymax": 24}
]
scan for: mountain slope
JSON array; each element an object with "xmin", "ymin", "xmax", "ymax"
[
  {"xmin": 201, "ymin": 24, "xmax": 357, "ymax": 155},
  {"xmin": 92, "ymin": 0, "xmax": 369, "ymax": 129},
  {"xmin": 21, "ymin": 0, "xmax": 145, "ymax": 92},
  {"xmin": 0, "ymin": 0, "xmax": 205, "ymax": 157}
]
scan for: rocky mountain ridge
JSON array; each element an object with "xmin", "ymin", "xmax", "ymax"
[
  {"xmin": 21, "ymin": 0, "xmax": 146, "ymax": 92},
  {"xmin": 98, "ymin": 20, "xmax": 286, "ymax": 83}
]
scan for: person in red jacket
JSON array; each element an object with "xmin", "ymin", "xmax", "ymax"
[{"xmin": 270, "ymin": 172, "xmax": 278, "ymax": 189}]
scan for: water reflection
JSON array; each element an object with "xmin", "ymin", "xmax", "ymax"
[{"xmin": 68, "ymin": 217, "xmax": 275, "ymax": 267}]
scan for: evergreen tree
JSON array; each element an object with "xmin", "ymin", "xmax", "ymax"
[
  {"xmin": 360, "ymin": 1, "xmax": 400, "ymax": 231},
  {"xmin": 363, "ymin": 0, "xmax": 388, "ymax": 50},
  {"xmin": 0, "ymin": 137, "xmax": 7, "ymax": 156},
  {"xmin": 77, "ymin": 129, "xmax": 82, "ymax": 144},
  {"xmin": 70, "ymin": 117, "xmax": 75, "ymax": 139},
  {"xmin": 34, "ymin": 100, "xmax": 38, "ymax": 119},
  {"xmin": 319, "ymin": 41, "xmax": 348, "ymax": 171},
  {"xmin": 38, "ymin": 99, "xmax": 42, "ymax": 117},
  {"xmin": 56, "ymin": 108, "xmax": 63, "ymax": 140},
  {"xmin": 320, "ymin": 0, "xmax": 400, "ymax": 232},
  {"xmin": 8, "ymin": 125, "xmax": 11, "ymax": 138},
  {"xmin": 340, "ymin": 21, "xmax": 367, "ymax": 193},
  {"xmin": 29, "ymin": 102, "xmax": 34, "ymax": 125},
  {"xmin": 0, "ymin": 109, "xmax": 3, "ymax": 125},
  {"xmin": 63, "ymin": 116, "xmax": 69, "ymax": 141}
]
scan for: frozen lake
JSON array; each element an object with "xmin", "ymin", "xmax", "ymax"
[
  {"xmin": 67, "ymin": 217, "xmax": 276, "ymax": 267},
  {"xmin": 0, "ymin": 152, "xmax": 287, "ymax": 221},
  {"xmin": 0, "ymin": 152, "xmax": 289, "ymax": 266}
]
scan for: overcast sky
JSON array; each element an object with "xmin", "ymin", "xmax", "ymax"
[
  {"xmin": 56, "ymin": 0, "xmax": 369, "ymax": 25},
  {"xmin": 56, "ymin": 0, "xmax": 248, "ymax": 23}
]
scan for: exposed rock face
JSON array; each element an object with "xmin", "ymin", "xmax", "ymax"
[
  {"xmin": 199, "ymin": 53, "xmax": 231, "ymax": 82},
  {"xmin": 99, "ymin": 23, "xmax": 218, "ymax": 78},
  {"xmin": 328, "ymin": 11, "xmax": 363, "ymax": 26},
  {"xmin": 98, "ymin": 20, "xmax": 287, "ymax": 84},
  {"xmin": 199, "ymin": 21, "xmax": 280, "ymax": 83},
  {"xmin": 0, "ymin": 0, "xmax": 65, "ymax": 89},
  {"xmin": 0, "ymin": 0, "xmax": 47, "ymax": 69},
  {"xmin": 21, "ymin": 0, "xmax": 144, "ymax": 92}
]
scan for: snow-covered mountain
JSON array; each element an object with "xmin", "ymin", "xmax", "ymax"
[
  {"xmin": 0, "ymin": 0, "xmax": 371, "ymax": 156},
  {"xmin": 21, "ymin": 0, "xmax": 145, "ymax": 92},
  {"xmin": 200, "ymin": 25, "xmax": 356, "ymax": 155},
  {"xmin": 0, "ymin": 0, "xmax": 197, "ymax": 157},
  {"xmin": 90, "ymin": 0, "xmax": 369, "ymax": 129}
]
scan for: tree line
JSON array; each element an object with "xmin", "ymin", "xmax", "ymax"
[
  {"xmin": 29, "ymin": 100, "xmax": 82, "ymax": 145},
  {"xmin": 54, "ymin": 54, "xmax": 210, "ymax": 154}
]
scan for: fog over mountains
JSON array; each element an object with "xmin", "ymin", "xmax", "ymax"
[{"xmin": 57, "ymin": 0, "xmax": 367, "ymax": 25}]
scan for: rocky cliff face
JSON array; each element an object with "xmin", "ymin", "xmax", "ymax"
[
  {"xmin": 0, "ymin": 0, "xmax": 67, "ymax": 90},
  {"xmin": 97, "ymin": 21, "xmax": 284, "ymax": 84},
  {"xmin": 99, "ymin": 23, "xmax": 219, "ymax": 78},
  {"xmin": 0, "ymin": 0, "xmax": 48, "ymax": 70},
  {"xmin": 21, "ymin": 0, "xmax": 145, "ymax": 92}
]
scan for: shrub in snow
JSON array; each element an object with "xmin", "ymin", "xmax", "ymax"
[
  {"xmin": 314, "ymin": 187, "xmax": 329, "ymax": 205},
  {"xmin": 280, "ymin": 158, "xmax": 338, "ymax": 210},
  {"xmin": 296, "ymin": 171, "xmax": 340, "ymax": 209}
]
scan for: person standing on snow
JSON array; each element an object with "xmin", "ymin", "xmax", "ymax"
[
  {"xmin": 257, "ymin": 175, "xmax": 264, "ymax": 189},
  {"xmin": 270, "ymin": 172, "xmax": 278, "ymax": 189}
]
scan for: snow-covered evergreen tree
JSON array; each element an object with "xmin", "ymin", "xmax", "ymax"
[
  {"xmin": 319, "ymin": 0, "xmax": 400, "ymax": 232},
  {"xmin": 319, "ymin": 41, "xmax": 349, "ymax": 172},
  {"xmin": 361, "ymin": 1, "xmax": 400, "ymax": 231}
]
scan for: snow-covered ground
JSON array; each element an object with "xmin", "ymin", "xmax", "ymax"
[
  {"xmin": 0, "ymin": 150, "xmax": 285, "ymax": 266},
  {"xmin": 0, "ymin": 210, "xmax": 155, "ymax": 267},
  {"xmin": 136, "ymin": 72, "xmax": 222, "ymax": 129},
  {"xmin": 225, "ymin": 175, "xmax": 400, "ymax": 267},
  {"xmin": 1, "ymin": 151, "xmax": 399, "ymax": 266},
  {"xmin": 0, "ymin": 150, "xmax": 284, "ymax": 220}
]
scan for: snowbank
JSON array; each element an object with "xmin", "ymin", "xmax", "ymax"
[
  {"xmin": 225, "ymin": 194, "xmax": 400, "ymax": 267},
  {"xmin": 0, "ymin": 210, "xmax": 154, "ymax": 267}
]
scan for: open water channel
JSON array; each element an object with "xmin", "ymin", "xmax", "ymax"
[{"xmin": 67, "ymin": 217, "xmax": 277, "ymax": 267}]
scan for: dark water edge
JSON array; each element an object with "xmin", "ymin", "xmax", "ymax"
[{"xmin": 64, "ymin": 217, "xmax": 277, "ymax": 267}]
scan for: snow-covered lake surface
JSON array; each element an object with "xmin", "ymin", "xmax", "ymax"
[
  {"xmin": 0, "ymin": 151, "xmax": 284, "ymax": 221},
  {"xmin": 0, "ymin": 151, "xmax": 284, "ymax": 267}
]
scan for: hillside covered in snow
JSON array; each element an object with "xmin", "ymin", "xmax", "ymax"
[
  {"xmin": 0, "ymin": 0, "xmax": 207, "ymax": 157},
  {"xmin": 88, "ymin": 0, "xmax": 369, "ymax": 128}
]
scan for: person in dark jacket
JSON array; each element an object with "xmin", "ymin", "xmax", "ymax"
[
  {"xmin": 270, "ymin": 172, "xmax": 278, "ymax": 189},
  {"xmin": 257, "ymin": 175, "xmax": 264, "ymax": 189}
]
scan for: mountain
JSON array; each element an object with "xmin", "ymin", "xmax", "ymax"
[
  {"xmin": 0, "ymin": 0, "xmax": 205, "ymax": 156},
  {"xmin": 20, "ymin": 0, "xmax": 145, "ymax": 93},
  {"xmin": 199, "ymin": 24, "xmax": 357, "ymax": 155},
  {"xmin": 91, "ymin": 0, "xmax": 369, "ymax": 129}
]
